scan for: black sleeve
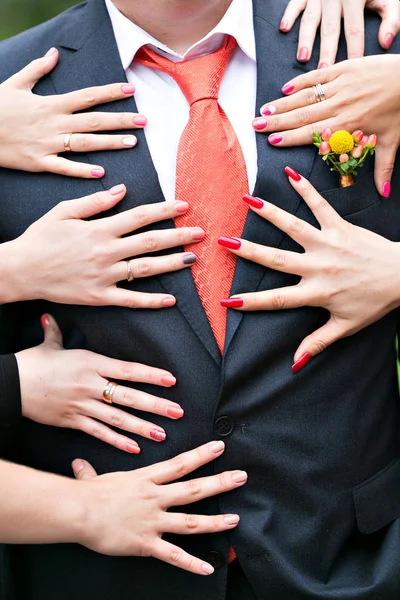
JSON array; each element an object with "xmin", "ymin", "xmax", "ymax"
[{"xmin": 0, "ymin": 354, "xmax": 22, "ymax": 459}]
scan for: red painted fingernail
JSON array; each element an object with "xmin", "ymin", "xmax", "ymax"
[
  {"xmin": 218, "ymin": 236, "xmax": 241, "ymax": 250},
  {"xmin": 133, "ymin": 116, "xmax": 147, "ymax": 127},
  {"xmin": 291, "ymin": 352, "xmax": 312, "ymax": 374},
  {"xmin": 282, "ymin": 84, "xmax": 295, "ymax": 94},
  {"xmin": 261, "ymin": 105, "xmax": 276, "ymax": 116},
  {"xmin": 45, "ymin": 47, "xmax": 57, "ymax": 57},
  {"xmin": 220, "ymin": 298, "xmax": 244, "ymax": 308},
  {"xmin": 166, "ymin": 406, "xmax": 184, "ymax": 419},
  {"xmin": 150, "ymin": 429, "xmax": 166, "ymax": 442},
  {"xmin": 110, "ymin": 184, "xmax": 125, "ymax": 195},
  {"xmin": 284, "ymin": 166, "xmax": 301, "ymax": 182},
  {"xmin": 253, "ymin": 118, "xmax": 268, "ymax": 131},
  {"xmin": 384, "ymin": 33, "xmax": 394, "ymax": 49},
  {"xmin": 92, "ymin": 168, "xmax": 105, "ymax": 178},
  {"xmin": 41, "ymin": 314, "xmax": 50, "ymax": 329},
  {"xmin": 243, "ymin": 194, "xmax": 264, "ymax": 209},
  {"xmin": 268, "ymin": 134, "xmax": 283, "ymax": 145},
  {"xmin": 125, "ymin": 443, "xmax": 140, "ymax": 454},
  {"xmin": 121, "ymin": 84, "xmax": 135, "ymax": 95},
  {"xmin": 382, "ymin": 181, "xmax": 391, "ymax": 198},
  {"xmin": 298, "ymin": 47, "xmax": 309, "ymax": 62},
  {"xmin": 318, "ymin": 62, "xmax": 328, "ymax": 69}
]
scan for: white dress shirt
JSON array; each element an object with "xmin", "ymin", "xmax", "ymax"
[{"xmin": 105, "ymin": 0, "xmax": 258, "ymax": 201}]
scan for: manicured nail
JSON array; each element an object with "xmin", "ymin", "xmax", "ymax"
[
  {"xmin": 282, "ymin": 84, "xmax": 294, "ymax": 95},
  {"xmin": 220, "ymin": 298, "xmax": 244, "ymax": 308},
  {"xmin": 133, "ymin": 116, "xmax": 147, "ymax": 126},
  {"xmin": 92, "ymin": 168, "xmax": 105, "ymax": 178},
  {"xmin": 202, "ymin": 564, "xmax": 214, "ymax": 576},
  {"xmin": 291, "ymin": 352, "xmax": 312, "ymax": 374},
  {"xmin": 231, "ymin": 471, "xmax": 248, "ymax": 484},
  {"xmin": 162, "ymin": 296, "xmax": 176, "ymax": 307},
  {"xmin": 218, "ymin": 236, "xmax": 241, "ymax": 250},
  {"xmin": 175, "ymin": 201, "xmax": 189, "ymax": 213},
  {"xmin": 209, "ymin": 440, "xmax": 225, "ymax": 454},
  {"xmin": 109, "ymin": 184, "xmax": 125, "ymax": 195},
  {"xmin": 384, "ymin": 33, "xmax": 394, "ymax": 49},
  {"xmin": 122, "ymin": 136, "xmax": 137, "ymax": 147},
  {"xmin": 298, "ymin": 47, "xmax": 309, "ymax": 62},
  {"xmin": 280, "ymin": 19, "xmax": 288, "ymax": 31},
  {"xmin": 121, "ymin": 83, "xmax": 135, "ymax": 95},
  {"xmin": 224, "ymin": 515, "xmax": 240, "ymax": 526},
  {"xmin": 318, "ymin": 62, "xmax": 328, "ymax": 69},
  {"xmin": 243, "ymin": 194, "xmax": 264, "ymax": 209},
  {"xmin": 253, "ymin": 117, "xmax": 268, "ymax": 131},
  {"xmin": 182, "ymin": 253, "xmax": 197, "ymax": 265},
  {"xmin": 125, "ymin": 443, "xmax": 140, "ymax": 454},
  {"xmin": 150, "ymin": 429, "xmax": 166, "ymax": 442},
  {"xmin": 261, "ymin": 105, "xmax": 276, "ymax": 116},
  {"xmin": 166, "ymin": 405, "xmax": 184, "ymax": 419},
  {"xmin": 41, "ymin": 314, "xmax": 50, "ymax": 329},
  {"xmin": 45, "ymin": 47, "xmax": 57, "ymax": 57},
  {"xmin": 161, "ymin": 374, "xmax": 176, "ymax": 386},
  {"xmin": 191, "ymin": 228, "xmax": 205, "ymax": 241},
  {"xmin": 284, "ymin": 166, "xmax": 301, "ymax": 182},
  {"xmin": 268, "ymin": 134, "xmax": 283, "ymax": 145},
  {"xmin": 382, "ymin": 181, "xmax": 391, "ymax": 198}
]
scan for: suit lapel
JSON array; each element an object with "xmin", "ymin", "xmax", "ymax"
[{"xmin": 224, "ymin": 0, "xmax": 318, "ymax": 353}]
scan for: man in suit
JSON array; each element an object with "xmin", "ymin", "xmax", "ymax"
[{"xmin": 0, "ymin": 1, "xmax": 399, "ymax": 599}]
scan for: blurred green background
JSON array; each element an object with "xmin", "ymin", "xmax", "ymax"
[{"xmin": 0, "ymin": 0, "xmax": 77, "ymax": 40}]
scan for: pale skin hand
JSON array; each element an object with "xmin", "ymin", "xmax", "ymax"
[
  {"xmin": 1, "ymin": 185, "xmax": 204, "ymax": 308},
  {"xmin": 15, "ymin": 315, "xmax": 185, "ymax": 453},
  {"xmin": 0, "ymin": 48, "xmax": 147, "ymax": 178},
  {"xmin": 280, "ymin": 0, "xmax": 400, "ymax": 65},
  {"xmin": 0, "ymin": 442, "xmax": 247, "ymax": 576},
  {"xmin": 220, "ymin": 171, "xmax": 400, "ymax": 364},
  {"xmin": 254, "ymin": 55, "xmax": 400, "ymax": 197}
]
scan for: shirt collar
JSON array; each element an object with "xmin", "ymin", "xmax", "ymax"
[{"xmin": 105, "ymin": 0, "xmax": 256, "ymax": 69}]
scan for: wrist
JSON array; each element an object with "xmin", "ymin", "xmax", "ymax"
[
  {"xmin": 0, "ymin": 239, "xmax": 30, "ymax": 303},
  {"xmin": 387, "ymin": 241, "xmax": 400, "ymax": 311}
]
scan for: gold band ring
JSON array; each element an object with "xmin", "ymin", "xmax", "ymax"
[
  {"xmin": 64, "ymin": 133, "xmax": 73, "ymax": 152},
  {"xmin": 102, "ymin": 381, "xmax": 118, "ymax": 404},
  {"xmin": 313, "ymin": 84, "xmax": 326, "ymax": 103},
  {"xmin": 126, "ymin": 260, "xmax": 134, "ymax": 282}
]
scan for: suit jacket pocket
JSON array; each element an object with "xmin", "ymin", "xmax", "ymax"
[
  {"xmin": 353, "ymin": 456, "xmax": 400, "ymax": 534},
  {"xmin": 320, "ymin": 171, "xmax": 381, "ymax": 218}
]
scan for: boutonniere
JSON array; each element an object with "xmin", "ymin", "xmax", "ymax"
[{"xmin": 313, "ymin": 129, "xmax": 378, "ymax": 188}]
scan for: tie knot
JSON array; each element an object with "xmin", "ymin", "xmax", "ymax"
[{"xmin": 135, "ymin": 35, "xmax": 237, "ymax": 105}]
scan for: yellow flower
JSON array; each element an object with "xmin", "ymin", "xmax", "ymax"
[{"xmin": 329, "ymin": 130, "xmax": 354, "ymax": 154}]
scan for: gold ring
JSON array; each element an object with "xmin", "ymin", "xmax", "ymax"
[
  {"xmin": 102, "ymin": 381, "xmax": 118, "ymax": 404},
  {"xmin": 126, "ymin": 260, "xmax": 134, "ymax": 282},
  {"xmin": 64, "ymin": 133, "xmax": 73, "ymax": 152}
]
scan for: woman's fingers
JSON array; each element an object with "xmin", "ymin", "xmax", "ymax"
[
  {"xmin": 152, "ymin": 539, "xmax": 216, "ymax": 576},
  {"xmin": 297, "ymin": 0, "xmax": 323, "ymax": 62},
  {"xmin": 66, "ymin": 111, "xmax": 147, "ymax": 133},
  {"xmin": 280, "ymin": 64, "xmax": 340, "ymax": 95},
  {"xmin": 113, "ymin": 252, "xmax": 197, "ymax": 284},
  {"xmin": 44, "ymin": 156, "xmax": 106, "ymax": 179},
  {"xmin": 293, "ymin": 316, "xmax": 349, "ymax": 362},
  {"xmin": 58, "ymin": 82, "xmax": 136, "ymax": 112},
  {"xmin": 266, "ymin": 121, "xmax": 332, "ymax": 146},
  {"xmin": 72, "ymin": 459, "xmax": 98, "ymax": 480},
  {"xmin": 376, "ymin": 0, "xmax": 400, "ymax": 50},
  {"xmin": 115, "ymin": 227, "xmax": 205, "ymax": 261},
  {"xmin": 254, "ymin": 96, "xmax": 334, "ymax": 134},
  {"xmin": 41, "ymin": 314, "xmax": 63, "ymax": 349},
  {"xmin": 163, "ymin": 513, "xmax": 240, "ymax": 535},
  {"xmin": 318, "ymin": 0, "xmax": 342, "ymax": 67},
  {"xmin": 104, "ymin": 288, "xmax": 176, "ymax": 310},
  {"xmin": 77, "ymin": 416, "xmax": 141, "ymax": 454},
  {"xmin": 260, "ymin": 87, "xmax": 327, "ymax": 119},
  {"xmin": 285, "ymin": 170, "xmax": 341, "ymax": 228},
  {"xmin": 373, "ymin": 139, "xmax": 398, "ymax": 198},
  {"xmin": 164, "ymin": 470, "xmax": 248, "ymax": 508},
  {"xmin": 59, "ymin": 133, "xmax": 138, "ymax": 153},
  {"xmin": 6, "ymin": 48, "xmax": 59, "ymax": 90},
  {"xmin": 110, "ymin": 385, "xmax": 184, "ymax": 419},
  {"xmin": 96, "ymin": 358, "xmax": 176, "ymax": 389},
  {"xmin": 229, "ymin": 285, "xmax": 309, "ymax": 312},
  {"xmin": 53, "ymin": 185, "xmax": 126, "ymax": 220},
  {"xmin": 342, "ymin": 0, "xmax": 365, "ymax": 59},
  {"xmin": 280, "ymin": 0, "xmax": 307, "ymax": 32},
  {"xmin": 220, "ymin": 238, "xmax": 305, "ymax": 276},
  {"xmin": 106, "ymin": 200, "xmax": 190, "ymax": 237}
]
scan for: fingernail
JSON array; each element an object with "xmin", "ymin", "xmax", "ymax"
[
  {"xmin": 284, "ymin": 166, "xmax": 301, "ymax": 182},
  {"xmin": 382, "ymin": 181, "xmax": 391, "ymax": 198},
  {"xmin": 161, "ymin": 374, "xmax": 176, "ymax": 386},
  {"xmin": 282, "ymin": 84, "xmax": 294, "ymax": 95},
  {"xmin": 45, "ymin": 47, "xmax": 57, "ymax": 57},
  {"xmin": 384, "ymin": 33, "xmax": 394, "ymax": 49},
  {"xmin": 291, "ymin": 352, "xmax": 312, "ymax": 374},
  {"xmin": 261, "ymin": 105, "xmax": 276, "ymax": 116},
  {"xmin": 162, "ymin": 296, "xmax": 176, "ymax": 307},
  {"xmin": 202, "ymin": 564, "xmax": 214, "ymax": 575},
  {"xmin": 109, "ymin": 184, "xmax": 125, "ymax": 195},
  {"xmin": 243, "ymin": 194, "xmax": 264, "ymax": 209},
  {"xmin": 220, "ymin": 298, "xmax": 244, "ymax": 308},
  {"xmin": 209, "ymin": 440, "xmax": 225, "ymax": 454},
  {"xmin": 92, "ymin": 168, "xmax": 105, "ymax": 178},
  {"xmin": 133, "ymin": 116, "xmax": 147, "ymax": 126},
  {"xmin": 224, "ymin": 515, "xmax": 240, "ymax": 526},
  {"xmin": 72, "ymin": 460, "xmax": 85, "ymax": 474},
  {"xmin": 174, "ymin": 201, "xmax": 189, "ymax": 213},
  {"xmin": 41, "ymin": 314, "xmax": 50, "ymax": 329},
  {"xmin": 318, "ymin": 62, "xmax": 328, "ymax": 69},
  {"xmin": 150, "ymin": 429, "xmax": 166, "ymax": 442},
  {"xmin": 122, "ymin": 136, "xmax": 137, "ymax": 147},
  {"xmin": 191, "ymin": 228, "xmax": 205, "ymax": 241},
  {"xmin": 166, "ymin": 405, "xmax": 184, "ymax": 419},
  {"xmin": 218, "ymin": 236, "xmax": 241, "ymax": 250},
  {"xmin": 298, "ymin": 47, "xmax": 309, "ymax": 62},
  {"xmin": 125, "ymin": 443, "xmax": 140, "ymax": 454},
  {"xmin": 121, "ymin": 83, "xmax": 135, "ymax": 95},
  {"xmin": 182, "ymin": 253, "xmax": 197, "ymax": 265},
  {"xmin": 280, "ymin": 19, "xmax": 288, "ymax": 31},
  {"xmin": 268, "ymin": 134, "xmax": 283, "ymax": 145},
  {"xmin": 232, "ymin": 471, "xmax": 248, "ymax": 484},
  {"xmin": 252, "ymin": 117, "xmax": 268, "ymax": 131}
]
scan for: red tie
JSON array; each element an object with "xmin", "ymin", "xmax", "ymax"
[{"xmin": 135, "ymin": 36, "xmax": 249, "ymax": 354}]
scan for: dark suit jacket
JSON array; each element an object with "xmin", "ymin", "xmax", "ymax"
[{"xmin": 0, "ymin": 1, "xmax": 399, "ymax": 598}]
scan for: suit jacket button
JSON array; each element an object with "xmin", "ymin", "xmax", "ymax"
[
  {"xmin": 204, "ymin": 551, "xmax": 225, "ymax": 569},
  {"xmin": 214, "ymin": 416, "xmax": 234, "ymax": 437}
]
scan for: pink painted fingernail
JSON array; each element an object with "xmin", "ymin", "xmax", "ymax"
[
  {"xmin": 291, "ymin": 352, "xmax": 312, "ymax": 374},
  {"xmin": 280, "ymin": 19, "xmax": 289, "ymax": 31},
  {"xmin": 45, "ymin": 47, "xmax": 57, "ymax": 57},
  {"xmin": 191, "ymin": 228, "xmax": 206, "ymax": 241},
  {"xmin": 261, "ymin": 105, "xmax": 277, "ymax": 116},
  {"xmin": 162, "ymin": 296, "xmax": 176, "ymax": 307},
  {"xmin": 202, "ymin": 564, "xmax": 214, "ymax": 575},
  {"xmin": 318, "ymin": 62, "xmax": 328, "ymax": 69},
  {"xmin": 166, "ymin": 406, "xmax": 184, "ymax": 419},
  {"xmin": 174, "ymin": 201, "xmax": 189, "ymax": 213},
  {"xmin": 382, "ymin": 181, "xmax": 391, "ymax": 198},
  {"xmin": 298, "ymin": 47, "xmax": 309, "ymax": 62},
  {"xmin": 161, "ymin": 374, "xmax": 177, "ymax": 386},
  {"xmin": 41, "ymin": 314, "xmax": 50, "ymax": 329},
  {"xmin": 133, "ymin": 116, "xmax": 147, "ymax": 127},
  {"xmin": 282, "ymin": 84, "xmax": 295, "ymax": 95},
  {"xmin": 268, "ymin": 134, "xmax": 283, "ymax": 145},
  {"xmin": 122, "ymin": 136, "xmax": 137, "ymax": 147},
  {"xmin": 125, "ymin": 443, "xmax": 140, "ymax": 454},
  {"xmin": 384, "ymin": 33, "xmax": 394, "ymax": 49},
  {"xmin": 150, "ymin": 429, "xmax": 166, "ymax": 442},
  {"xmin": 109, "ymin": 184, "xmax": 125, "ymax": 195},
  {"xmin": 92, "ymin": 168, "xmax": 105, "ymax": 178},
  {"xmin": 121, "ymin": 84, "xmax": 135, "ymax": 95},
  {"xmin": 253, "ymin": 117, "xmax": 268, "ymax": 131}
]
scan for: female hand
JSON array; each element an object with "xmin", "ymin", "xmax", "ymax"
[
  {"xmin": 253, "ymin": 54, "xmax": 400, "ymax": 197},
  {"xmin": 71, "ymin": 441, "xmax": 247, "ymax": 574},
  {"xmin": 3, "ymin": 185, "xmax": 203, "ymax": 308},
  {"xmin": 218, "ymin": 168, "xmax": 400, "ymax": 371},
  {"xmin": 0, "ymin": 48, "xmax": 146, "ymax": 178},
  {"xmin": 16, "ymin": 315, "xmax": 185, "ymax": 453},
  {"xmin": 280, "ymin": 0, "xmax": 400, "ymax": 65}
]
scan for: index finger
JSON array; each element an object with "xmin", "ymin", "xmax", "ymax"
[
  {"xmin": 342, "ymin": 0, "xmax": 365, "ymax": 59},
  {"xmin": 148, "ymin": 441, "xmax": 225, "ymax": 485},
  {"xmin": 280, "ymin": 63, "xmax": 340, "ymax": 96},
  {"xmin": 105, "ymin": 200, "xmax": 189, "ymax": 237},
  {"xmin": 58, "ymin": 83, "xmax": 136, "ymax": 113}
]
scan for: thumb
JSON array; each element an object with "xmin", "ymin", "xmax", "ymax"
[
  {"xmin": 55, "ymin": 185, "xmax": 127, "ymax": 220},
  {"xmin": 41, "ymin": 314, "xmax": 63, "ymax": 349},
  {"xmin": 376, "ymin": 2, "xmax": 400, "ymax": 50},
  {"xmin": 374, "ymin": 141, "xmax": 398, "ymax": 198},
  {"xmin": 72, "ymin": 459, "xmax": 98, "ymax": 481},
  {"xmin": 6, "ymin": 48, "xmax": 59, "ymax": 90},
  {"xmin": 293, "ymin": 317, "xmax": 347, "ymax": 365}
]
